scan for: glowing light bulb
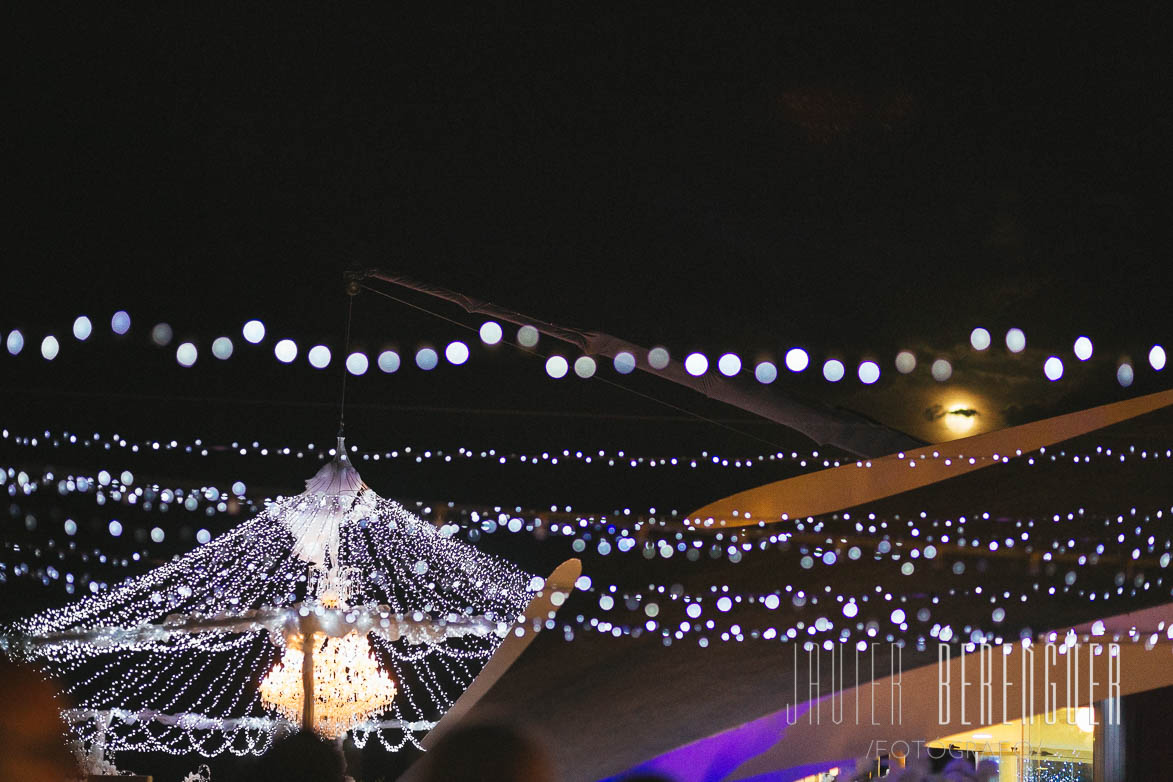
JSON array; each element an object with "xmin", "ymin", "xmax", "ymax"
[
  {"xmin": 242, "ymin": 320, "xmax": 266, "ymax": 344},
  {"xmin": 73, "ymin": 316, "xmax": 93, "ymax": 341},
  {"xmin": 684, "ymin": 353, "xmax": 708, "ymax": 376},
  {"xmin": 1005, "ymin": 328, "xmax": 1026, "ymax": 353},
  {"xmin": 176, "ymin": 342, "xmax": 198, "ymax": 367},
  {"xmin": 212, "ymin": 337, "xmax": 234, "ymax": 360},
  {"xmin": 377, "ymin": 350, "xmax": 400, "ymax": 373},
  {"xmin": 1117, "ymin": 363, "xmax": 1134, "ymax": 387},
  {"xmin": 545, "ymin": 355, "xmax": 568, "ymax": 378},
  {"xmin": 823, "ymin": 359, "xmax": 845, "ymax": 382},
  {"xmin": 1073, "ymin": 336, "xmax": 1093, "ymax": 361},
  {"xmin": 1150, "ymin": 345, "xmax": 1167, "ymax": 371},
  {"xmin": 718, "ymin": 353, "xmax": 742, "ymax": 376},
  {"xmin": 445, "ymin": 341, "xmax": 469, "ymax": 365},
  {"xmin": 111, "ymin": 311, "xmax": 131, "ymax": 335},
  {"xmin": 346, "ymin": 352, "xmax": 369, "ymax": 375},
  {"xmin": 415, "ymin": 348, "xmax": 438, "ymax": 370},
  {"xmin": 479, "ymin": 321, "xmax": 503, "ymax": 345},
  {"xmin": 784, "ymin": 348, "xmax": 809, "ymax": 372},
  {"xmin": 274, "ymin": 339, "xmax": 298, "ymax": 363},
  {"xmin": 307, "ymin": 346, "xmax": 332, "ymax": 369}
]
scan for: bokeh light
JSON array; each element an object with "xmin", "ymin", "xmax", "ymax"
[
  {"xmin": 857, "ymin": 361, "xmax": 880, "ymax": 384},
  {"xmin": 1043, "ymin": 356, "xmax": 1064, "ymax": 381},
  {"xmin": 307, "ymin": 345, "xmax": 332, "ymax": 369},
  {"xmin": 415, "ymin": 348, "xmax": 439, "ymax": 370},
  {"xmin": 545, "ymin": 355, "xmax": 569, "ymax": 378},
  {"xmin": 930, "ymin": 358, "xmax": 952, "ymax": 382},
  {"xmin": 1005, "ymin": 328, "xmax": 1026, "ymax": 353},
  {"xmin": 970, "ymin": 327, "xmax": 991, "ymax": 351},
  {"xmin": 73, "ymin": 316, "xmax": 92, "ymax": 341},
  {"xmin": 648, "ymin": 347, "xmax": 670, "ymax": 370},
  {"xmin": 176, "ymin": 342, "xmax": 198, "ymax": 367},
  {"xmin": 242, "ymin": 320, "xmax": 266, "ymax": 344},
  {"xmin": 445, "ymin": 341, "xmax": 470, "ymax": 365},
  {"xmin": 1073, "ymin": 336, "xmax": 1093, "ymax": 361},
  {"xmin": 754, "ymin": 361, "xmax": 777, "ymax": 384},
  {"xmin": 111, "ymin": 311, "xmax": 131, "ymax": 335},
  {"xmin": 479, "ymin": 321, "xmax": 503, "ymax": 345},
  {"xmin": 346, "ymin": 352, "xmax": 370, "ymax": 375},
  {"xmin": 274, "ymin": 339, "xmax": 298, "ymax": 363},
  {"xmin": 517, "ymin": 325, "xmax": 539, "ymax": 347},
  {"xmin": 784, "ymin": 348, "xmax": 809, "ymax": 372},
  {"xmin": 684, "ymin": 353, "xmax": 709, "ymax": 376},
  {"xmin": 151, "ymin": 323, "xmax": 173, "ymax": 346},
  {"xmin": 6, "ymin": 330, "xmax": 24, "ymax": 355},
  {"xmin": 377, "ymin": 350, "xmax": 400, "ymax": 373},
  {"xmin": 41, "ymin": 336, "xmax": 59, "ymax": 360},
  {"xmin": 1150, "ymin": 345, "xmax": 1167, "ymax": 371},
  {"xmin": 613, "ymin": 351, "xmax": 636, "ymax": 374},
  {"xmin": 717, "ymin": 353, "xmax": 742, "ymax": 376},
  {"xmin": 574, "ymin": 356, "xmax": 597, "ymax": 378},
  {"xmin": 822, "ymin": 359, "xmax": 845, "ymax": 382},
  {"xmin": 1117, "ymin": 363, "xmax": 1134, "ymax": 387},
  {"xmin": 895, "ymin": 351, "xmax": 916, "ymax": 374},
  {"xmin": 211, "ymin": 337, "xmax": 234, "ymax": 360}
]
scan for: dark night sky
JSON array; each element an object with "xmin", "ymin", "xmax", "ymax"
[
  {"xmin": 8, "ymin": 5, "xmax": 1171, "ymax": 336},
  {"xmin": 5, "ymin": 4, "xmax": 1172, "ymax": 498},
  {"xmin": 4, "ymin": 9, "xmax": 1173, "ymax": 780}
]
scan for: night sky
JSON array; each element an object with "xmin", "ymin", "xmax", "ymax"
[{"xmin": 3, "ymin": 7, "xmax": 1173, "ymax": 778}]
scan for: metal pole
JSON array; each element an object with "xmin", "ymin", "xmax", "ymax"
[
  {"xmin": 351, "ymin": 268, "xmax": 921, "ymax": 458},
  {"xmin": 301, "ymin": 623, "xmax": 316, "ymax": 732}
]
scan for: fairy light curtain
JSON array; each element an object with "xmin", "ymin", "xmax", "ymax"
[{"xmin": 4, "ymin": 441, "xmax": 537, "ymax": 758}]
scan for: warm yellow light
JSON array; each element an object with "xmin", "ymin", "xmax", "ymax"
[
  {"xmin": 259, "ymin": 631, "xmax": 397, "ymax": 738},
  {"xmin": 1075, "ymin": 706, "xmax": 1095, "ymax": 733},
  {"xmin": 941, "ymin": 400, "xmax": 978, "ymax": 434}
]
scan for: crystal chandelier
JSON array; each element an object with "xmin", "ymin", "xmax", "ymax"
[
  {"xmin": 259, "ymin": 630, "xmax": 397, "ymax": 738},
  {"xmin": 5, "ymin": 437, "xmax": 544, "ymax": 757}
]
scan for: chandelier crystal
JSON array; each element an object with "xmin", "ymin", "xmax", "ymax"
[{"xmin": 259, "ymin": 631, "xmax": 397, "ymax": 738}]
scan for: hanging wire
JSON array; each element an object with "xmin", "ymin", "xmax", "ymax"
[
  {"xmin": 337, "ymin": 294, "xmax": 355, "ymax": 437},
  {"xmin": 357, "ymin": 281, "xmax": 791, "ymax": 450}
]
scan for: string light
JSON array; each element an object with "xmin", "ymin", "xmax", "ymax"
[
  {"xmin": 5, "ymin": 314, "xmax": 1168, "ymax": 387},
  {"xmin": 3, "ymin": 449, "xmax": 538, "ymax": 757}
]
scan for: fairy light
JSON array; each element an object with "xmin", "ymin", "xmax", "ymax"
[
  {"xmin": 3, "ymin": 447, "xmax": 537, "ymax": 757},
  {"xmin": 6, "ymin": 313, "xmax": 1168, "ymax": 388}
]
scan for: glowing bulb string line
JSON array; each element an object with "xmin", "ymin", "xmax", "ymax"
[
  {"xmin": 4, "ymin": 313, "xmax": 1168, "ymax": 389},
  {"xmin": 7, "ymin": 425, "xmax": 1171, "ymax": 472},
  {"xmin": 7, "ymin": 512, "xmax": 1167, "ymax": 659},
  {"xmin": 6, "ymin": 461, "xmax": 1171, "ymax": 579},
  {"xmin": 7, "ymin": 461, "xmax": 1170, "ymax": 582},
  {"xmin": 7, "ymin": 464, "xmax": 1170, "ymax": 583},
  {"xmin": 7, "ymin": 493, "xmax": 1170, "ymax": 649},
  {"xmin": 357, "ymin": 282, "xmax": 793, "ymax": 452}
]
